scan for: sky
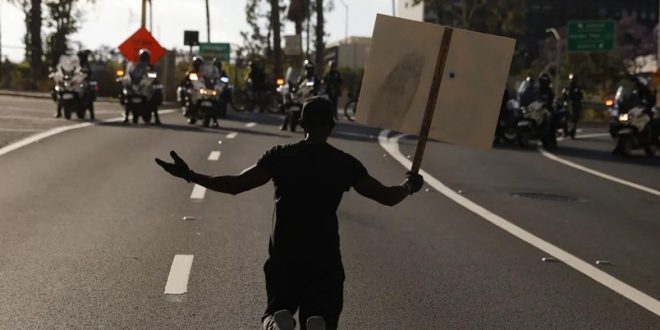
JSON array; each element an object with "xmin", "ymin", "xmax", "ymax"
[{"xmin": 0, "ymin": 0, "xmax": 396, "ymax": 62}]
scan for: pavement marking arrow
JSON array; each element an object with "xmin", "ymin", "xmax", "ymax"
[
  {"xmin": 164, "ymin": 255, "xmax": 194, "ymax": 295},
  {"xmin": 379, "ymin": 129, "xmax": 660, "ymax": 317}
]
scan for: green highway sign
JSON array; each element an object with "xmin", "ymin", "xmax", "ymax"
[
  {"xmin": 568, "ymin": 20, "xmax": 615, "ymax": 52},
  {"xmin": 199, "ymin": 42, "xmax": 231, "ymax": 61}
]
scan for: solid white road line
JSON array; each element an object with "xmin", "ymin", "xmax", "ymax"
[
  {"xmin": 537, "ymin": 147, "xmax": 660, "ymax": 197},
  {"xmin": 226, "ymin": 132, "xmax": 238, "ymax": 139},
  {"xmin": 0, "ymin": 122, "xmax": 92, "ymax": 156},
  {"xmin": 0, "ymin": 109, "xmax": 177, "ymax": 157},
  {"xmin": 164, "ymin": 255, "xmax": 194, "ymax": 294},
  {"xmin": 0, "ymin": 128, "xmax": 43, "ymax": 132},
  {"xmin": 190, "ymin": 184, "xmax": 206, "ymax": 200},
  {"xmin": 378, "ymin": 130, "xmax": 660, "ymax": 317},
  {"xmin": 208, "ymin": 151, "xmax": 221, "ymax": 161},
  {"xmin": 246, "ymin": 122, "xmax": 257, "ymax": 128}
]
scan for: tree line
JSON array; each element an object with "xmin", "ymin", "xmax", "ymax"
[
  {"xmin": 240, "ymin": 0, "xmax": 334, "ymax": 78},
  {"xmin": 9, "ymin": 0, "xmax": 93, "ymax": 79}
]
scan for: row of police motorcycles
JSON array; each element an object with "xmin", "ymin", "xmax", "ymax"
[
  {"xmin": 495, "ymin": 73, "xmax": 660, "ymax": 157},
  {"xmin": 49, "ymin": 49, "xmax": 165, "ymax": 124}
]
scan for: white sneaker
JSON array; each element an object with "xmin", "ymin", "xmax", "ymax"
[
  {"xmin": 273, "ymin": 309, "xmax": 295, "ymax": 330},
  {"xmin": 306, "ymin": 316, "xmax": 326, "ymax": 330}
]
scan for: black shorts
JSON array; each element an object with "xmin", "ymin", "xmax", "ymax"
[{"xmin": 262, "ymin": 258, "xmax": 345, "ymax": 330}]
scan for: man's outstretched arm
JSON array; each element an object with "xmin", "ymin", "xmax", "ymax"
[
  {"xmin": 353, "ymin": 172, "xmax": 423, "ymax": 207},
  {"xmin": 155, "ymin": 151, "xmax": 270, "ymax": 195}
]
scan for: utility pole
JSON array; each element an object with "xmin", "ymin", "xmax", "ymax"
[
  {"xmin": 141, "ymin": 0, "xmax": 147, "ymax": 28},
  {"xmin": 149, "ymin": 0, "xmax": 153, "ymax": 32},
  {"xmin": 338, "ymin": 0, "xmax": 348, "ymax": 42},
  {"xmin": 205, "ymin": 0, "xmax": 211, "ymax": 42},
  {"xmin": 392, "ymin": 0, "xmax": 396, "ymax": 16}
]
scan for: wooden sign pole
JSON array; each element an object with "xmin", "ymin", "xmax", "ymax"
[{"xmin": 411, "ymin": 27, "xmax": 454, "ymax": 173}]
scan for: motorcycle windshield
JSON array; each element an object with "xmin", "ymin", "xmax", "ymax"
[
  {"xmin": 285, "ymin": 67, "xmax": 302, "ymax": 85},
  {"xmin": 200, "ymin": 63, "xmax": 220, "ymax": 88},
  {"xmin": 57, "ymin": 55, "xmax": 80, "ymax": 76},
  {"xmin": 127, "ymin": 63, "xmax": 147, "ymax": 84}
]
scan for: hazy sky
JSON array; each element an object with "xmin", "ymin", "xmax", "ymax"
[{"xmin": 0, "ymin": 0, "xmax": 396, "ymax": 62}]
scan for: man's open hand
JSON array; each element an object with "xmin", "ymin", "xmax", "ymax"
[{"xmin": 155, "ymin": 151, "xmax": 192, "ymax": 182}]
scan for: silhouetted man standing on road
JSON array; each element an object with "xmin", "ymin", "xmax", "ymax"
[{"xmin": 155, "ymin": 97, "xmax": 423, "ymax": 330}]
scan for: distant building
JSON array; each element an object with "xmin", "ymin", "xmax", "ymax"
[
  {"xmin": 325, "ymin": 37, "xmax": 371, "ymax": 69},
  {"xmin": 397, "ymin": 0, "xmax": 659, "ymax": 62}
]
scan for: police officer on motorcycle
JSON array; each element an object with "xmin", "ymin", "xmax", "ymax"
[
  {"xmin": 561, "ymin": 73, "xmax": 583, "ymax": 139},
  {"xmin": 631, "ymin": 76, "xmax": 659, "ymax": 146},
  {"xmin": 537, "ymin": 73, "xmax": 554, "ymax": 111},
  {"xmin": 280, "ymin": 60, "xmax": 318, "ymax": 131},
  {"xmin": 123, "ymin": 48, "xmax": 162, "ymax": 125}
]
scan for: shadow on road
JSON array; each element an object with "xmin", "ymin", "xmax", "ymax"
[
  {"xmin": 551, "ymin": 145, "xmax": 660, "ymax": 168},
  {"xmin": 97, "ymin": 121, "xmax": 292, "ymax": 139}
]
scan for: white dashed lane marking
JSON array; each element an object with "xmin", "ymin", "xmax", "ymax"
[
  {"xmin": 208, "ymin": 151, "xmax": 221, "ymax": 161},
  {"xmin": 190, "ymin": 184, "xmax": 206, "ymax": 200},
  {"xmin": 164, "ymin": 255, "xmax": 194, "ymax": 294},
  {"xmin": 226, "ymin": 132, "xmax": 238, "ymax": 139},
  {"xmin": 246, "ymin": 122, "xmax": 257, "ymax": 128}
]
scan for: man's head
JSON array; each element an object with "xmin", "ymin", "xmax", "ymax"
[{"xmin": 300, "ymin": 96, "xmax": 335, "ymax": 137}]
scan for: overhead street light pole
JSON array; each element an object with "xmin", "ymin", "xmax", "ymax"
[
  {"xmin": 338, "ymin": 0, "xmax": 348, "ymax": 42},
  {"xmin": 546, "ymin": 27, "xmax": 561, "ymax": 96}
]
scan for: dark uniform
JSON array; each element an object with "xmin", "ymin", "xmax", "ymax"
[
  {"xmin": 562, "ymin": 77, "xmax": 583, "ymax": 138},
  {"xmin": 322, "ymin": 61, "xmax": 342, "ymax": 120}
]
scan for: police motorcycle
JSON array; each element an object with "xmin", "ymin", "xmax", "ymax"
[
  {"xmin": 178, "ymin": 62, "xmax": 229, "ymax": 126},
  {"xmin": 494, "ymin": 90, "xmax": 521, "ymax": 143},
  {"xmin": 607, "ymin": 81, "xmax": 660, "ymax": 157},
  {"xmin": 49, "ymin": 55, "xmax": 97, "ymax": 120},
  {"xmin": 117, "ymin": 61, "xmax": 163, "ymax": 124},
  {"xmin": 279, "ymin": 66, "xmax": 318, "ymax": 132},
  {"xmin": 515, "ymin": 76, "xmax": 558, "ymax": 148}
]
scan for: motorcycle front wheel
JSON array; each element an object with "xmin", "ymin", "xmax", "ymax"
[
  {"xmin": 613, "ymin": 135, "xmax": 633, "ymax": 157},
  {"xmin": 344, "ymin": 100, "xmax": 357, "ymax": 121},
  {"xmin": 232, "ymin": 91, "xmax": 253, "ymax": 112},
  {"xmin": 265, "ymin": 91, "xmax": 282, "ymax": 114}
]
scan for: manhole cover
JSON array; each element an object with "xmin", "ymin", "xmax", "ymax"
[{"xmin": 511, "ymin": 192, "xmax": 578, "ymax": 202}]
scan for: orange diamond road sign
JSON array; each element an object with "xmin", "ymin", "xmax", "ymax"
[{"xmin": 118, "ymin": 27, "xmax": 166, "ymax": 64}]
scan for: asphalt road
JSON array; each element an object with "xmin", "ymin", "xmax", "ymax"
[{"xmin": 0, "ymin": 96, "xmax": 658, "ymax": 328}]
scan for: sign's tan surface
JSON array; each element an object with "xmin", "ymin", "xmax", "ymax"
[{"xmin": 356, "ymin": 15, "xmax": 516, "ymax": 150}]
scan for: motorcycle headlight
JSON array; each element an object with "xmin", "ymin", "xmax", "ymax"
[{"xmin": 618, "ymin": 113, "xmax": 629, "ymax": 122}]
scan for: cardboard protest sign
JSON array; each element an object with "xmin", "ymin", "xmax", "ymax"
[{"xmin": 356, "ymin": 15, "xmax": 515, "ymax": 150}]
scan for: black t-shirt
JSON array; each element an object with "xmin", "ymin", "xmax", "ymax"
[{"xmin": 256, "ymin": 140, "xmax": 368, "ymax": 264}]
